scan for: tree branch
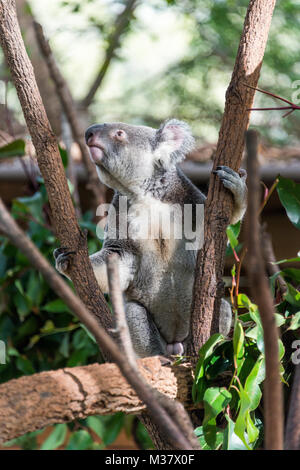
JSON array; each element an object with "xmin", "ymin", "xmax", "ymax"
[
  {"xmin": 81, "ymin": 0, "xmax": 139, "ymax": 108},
  {"xmin": 0, "ymin": 357, "xmax": 197, "ymax": 444},
  {"xmin": 33, "ymin": 20, "xmax": 106, "ymax": 208},
  {"xmin": 285, "ymin": 364, "xmax": 300, "ymax": 450},
  {"xmin": 245, "ymin": 130, "xmax": 283, "ymax": 450},
  {"xmin": 188, "ymin": 0, "xmax": 276, "ymax": 358}
]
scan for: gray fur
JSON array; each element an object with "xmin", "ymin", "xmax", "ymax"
[{"xmin": 56, "ymin": 119, "xmax": 247, "ymax": 357}]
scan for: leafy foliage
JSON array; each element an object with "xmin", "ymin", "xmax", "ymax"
[
  {"xmin": 0, "ymin": 176, "xmax": 153, "ymax": 449},
  {"xmin": 193, "ymin": 176, "xmax": 300, "ymax": 450}
]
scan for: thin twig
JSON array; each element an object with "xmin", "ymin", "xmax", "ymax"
[
  {"xmin": 81, "ymin": 0, "xmax": 139, "ymax": 108},
  {"xmin": 106, "ymin": 253, "xmax": 137, "ymax": 368},
  {"xmin": 245, "ymin": 129, "xmax": 284, "ymax": 450},
  {"xmin": 244, "ymin": 83, "xmax": 300, "ymax": 116}
]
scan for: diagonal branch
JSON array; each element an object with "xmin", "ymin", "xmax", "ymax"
[
  {"xmin": 81, "ymin": 0, "xmax": 139, "ymax": 108},
  {"xmin": 188, "ymin": 0, "xmax": 277, "ymax": 358},
  {"xmin": 0, "ymin": 197, "xmax": 199, "ymax": 449}
]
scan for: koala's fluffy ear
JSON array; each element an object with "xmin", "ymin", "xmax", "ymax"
[{"xmin": 154, "ymin": 119, "xmax": 195, "ymax": 167}]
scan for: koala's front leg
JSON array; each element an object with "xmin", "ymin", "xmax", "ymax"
[
  {"xmin": 126, "ymin": 302, "xmax": 167, "ymax": 357},
  {"xmin": 214, "ymin": 166, "xmax": 247, "ymax": 225},
  {"xmin": 54, "ymin": 248, "xmax": 134, "ymax": 294},
  {"xmin": 219, "ymin": 298, "xmax": 233, "ymax": 337}
]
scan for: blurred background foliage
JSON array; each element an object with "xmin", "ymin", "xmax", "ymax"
[{"xmin": 1, "ymin": 0, "xmax": 300, "ymax": 144}]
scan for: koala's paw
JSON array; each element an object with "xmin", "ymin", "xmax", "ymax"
[
  {"xmin": 213, "ymin": 165, "xmax": 247, "ymax": 201},
  {"xmin": 53, "ymin": 247, "xmax": 76, "ymax": 276},
  {"xmin": 219, "ymin": 298, "xmax": 233, "ymax": 337},
  {"xmin": 166, "ymin": 342, "xmax": 184, "ymax": 356}
]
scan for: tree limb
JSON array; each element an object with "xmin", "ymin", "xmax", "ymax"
[
  {"xmin": 81, "ymin": 0, "xmax": 139, "ymax": 108},
  {"xmin": 285, "ymin": 364, "xmax": 300, "ymax": 450},
  {"xmin": 33, "ymin": 20, "xmax": 106, "ymax": 208},
  {"xmin": 245, "ymin": 130, "xmax": 283, "ymax": 450},
  {"xmin": 188, "ymin": 0, "xmax": 277, "ymax": 358},
  {"xmin": 0, "ymin": 357, "xmax": 197, "ymax": 444}
]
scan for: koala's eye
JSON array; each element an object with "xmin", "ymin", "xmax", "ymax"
[{"xmin": 114, "ymin": 129, "xmax": 127, "ymax": 142}]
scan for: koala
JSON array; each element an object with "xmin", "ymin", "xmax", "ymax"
[{"xmin": 54, "ymin": 119, "xmax": 247, "ymax": 358}]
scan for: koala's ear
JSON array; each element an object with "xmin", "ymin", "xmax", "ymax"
[{"xmin": 154, "ymin": 119, "xmax": 195, "ymax": 166}]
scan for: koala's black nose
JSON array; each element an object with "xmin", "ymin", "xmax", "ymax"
[{"xmin": 85, "ymin": 124, "xmax": 104, "ymax": 144}]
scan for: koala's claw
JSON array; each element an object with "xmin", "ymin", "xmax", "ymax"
[
  {"xmin": 166, "ymin": 342, "xmax": 184, "ymax": 356},
  {"xmin": 53, "ymin": 247, "xmax": 76, "ymax": 275},
  {"xmin": 213, "ymin": 165, "xmax": 247, "ymax": 198}
]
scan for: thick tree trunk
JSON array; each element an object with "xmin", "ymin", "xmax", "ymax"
[
  {"xmin": 188, "ymin": 0, "xmax": 276, "ymax": 358},
  {"xmin": 0, "ymin": 358, "xmax": 197, "ymax": 444}
]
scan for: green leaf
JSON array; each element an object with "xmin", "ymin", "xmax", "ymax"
[
  {"xmin": 284, "ymin": 283, "xmax": 300, "ymax": 307},
  {"xmin": 244, "ymin": 356, "xmax": 265, "ymax": 411},
  {"xmin": 223, "ymin": 416, "xmax": 248, "ymax": 450},
  {"xmin": 16, "ymin": 356, "xmax": 35, "ymax": 375},
  {"xmin": 86, "ymin": 414, "xmax": 124, "ymax": 446},
  {"xmin": 226, "ymin": 221, "xmax": 241, "ymax": 257},
  {"xmin": 234, "ymin": 385, "xmax": 252, "ymax": 449},
  {"xmin": 273, "ymin": 257, "xmax": 300, "ymax": 265},
  {"xmin": 288, "ymin": 311, "xmax": 300, "ymax": 330},
  {"xmin": 233, "ymin": 317, "xmax": 245, "ymax": 362},
  {"xmin": 194, "ymin": 426, "xmax": 224, "ymax": 450},
  {"xmin": 281, "ymin": 268, "xmax": 300, "ymax": 283},
  {"xmin": 42, "ymin": 299, "xmax": 70, "ymax": 313},
  {"xmin": 0, "ymin": 139, "xmax": 25, "ymax": 158},
  {"xmin": 193, "ymin": 333, "xmax": 224, "ymax": 403},
  {"xmin": 202, "ymin": 387, "xmax": 231, "ymax": 447},
  {"xmin": 40, "ymin": 424, "xmax": 67, "ymax": 450},
  {"xmin": 277, "ymin": 176, "xmax": 300, "ymax": 230},
  {"xmin": 66, "ymin": 430, "xmax": 93, "ymax": 450}
]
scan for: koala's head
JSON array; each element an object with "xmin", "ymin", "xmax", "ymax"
[{"xmin": 85, "ymin": 119, "xmax": 194, "ymax": 194}]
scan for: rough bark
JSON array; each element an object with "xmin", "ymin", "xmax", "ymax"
[
  {"xmin": 16, "ymin": 0, "xmax": 62, "ymax": 135},
  {"xmin": 0, "ymin": 0, "xmax": 113, "ymax": 335},
  {"xmin": 245, "ymin": 130, "xmax": 283, "ymax": 450},
  {"xmin": 0, "ymin": 357, "xmax": 197, "ymax": 444},
  {"xmin": 33, "ymin": 21, "xmax": 106, "ymax": 208},
  {"xmin": 285, "ymin": 365, "xmax": 300, "ymax": 450},
  {"xmin": 188, "ymin": 0, "xmax": 277, "ymax": 358}
]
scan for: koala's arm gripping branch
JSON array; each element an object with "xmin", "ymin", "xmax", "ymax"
[{"xmin": 188, "ymin": 0, "xmax": 277, "ymax": 358}]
